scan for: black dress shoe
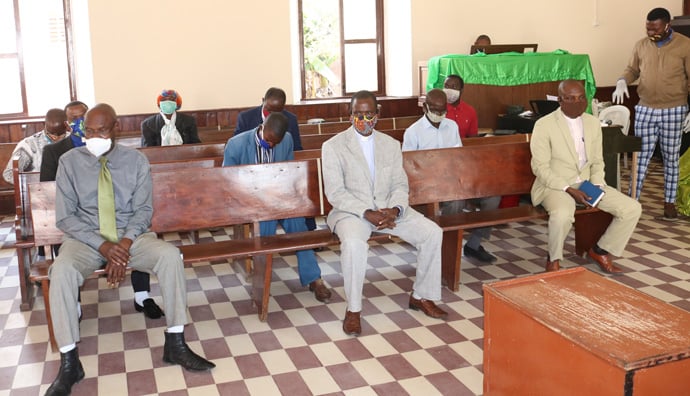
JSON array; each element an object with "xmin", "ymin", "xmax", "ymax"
[
  {"xmin": 134, "ymin": 298, "xmax": 165, "ymax": 319},
  {"xmin": 463, "ymin": 245, "xmax": 497, "ymax": 263},
  {"xmin": 163, "ymin": 331, "xmax": 215, "ymax": 371},
  {"xmin": 45, "ymin": 348, "xmax": 85, "ymax": 396}
]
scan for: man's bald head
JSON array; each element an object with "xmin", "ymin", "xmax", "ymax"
[
  {"xmin": 424, "ymin": 89, "xmax": 448, "ymax": 126},
  {"xmin": 557, "ymin": 80, "xmax": 584, "ymax": 97},
  {"xmin": 84, "ymin": 103, "xmax": 119, "ymax": 139},
  {"xmin": 557, "ymin": 80, "xmax": 587, "ymax": 119},
  {"xmin": 45, "ymin": 108, "xmax": 67, "ymax": 124},
  {"xmin": 44, "ymin": 108, "xmax": 68, "ymax": 139},
  {"xmin": 86, "ymin": 103, "xmax": 117, "ymax": 124},
  {"xmin": 425, "ymin": 89, "xmax": 446, "ymax": 105}
]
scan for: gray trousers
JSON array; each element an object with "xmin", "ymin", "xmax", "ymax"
[
  {"xmin": 331, "ymin": 209, "xmax": 443, "ymax": 312},
  {"xmin": 48, "ymin": 232, "xmax": 188, "ymax": 348},
  {"xmin": 441, "ymin": 196, "xmax": 501, "ymax": 249}
]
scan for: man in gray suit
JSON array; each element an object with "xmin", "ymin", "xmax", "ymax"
[
  {"xmin": 322, "ymin": 90, "xmax": 447, "ymax": 336},
  {"xmin": 530, "ymin": 80, "xmax": 642, "ymax": 274}
]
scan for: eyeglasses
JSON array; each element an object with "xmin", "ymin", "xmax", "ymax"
[
  {"xmin": 353, "ymin": 112, "xmax": 377, "ymax": 121},
  {"xmin": 84, "ymin": 122, "xmax": 116, "ymax": 138}
]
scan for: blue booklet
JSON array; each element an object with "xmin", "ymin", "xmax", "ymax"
[{"xmin": 578, "ymin": 180, "xmax": 605, "ymax": 207}]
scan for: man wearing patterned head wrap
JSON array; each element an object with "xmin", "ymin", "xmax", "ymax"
[{"xmin": 140, "ymin": 89, "xmax": 201, "ymax": 146}]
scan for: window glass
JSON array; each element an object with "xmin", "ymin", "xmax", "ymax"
[
  {"xmin": 344, "ymin": 43, "xmax": 378, "ymax": 92},
  {"xmin": 343, "ymin": 0, "xmax": 376, "ymax": 40},
  {"xmin": 0, "ymin": 58, "xmax": 24, "ymax": 114},
  {"xmin": 302, "ymin": 0, "xmax": 343, "ymax": 98},
  {"xmin": 0, "ymin": 0, "xmax": 17, "ymax": 53}
]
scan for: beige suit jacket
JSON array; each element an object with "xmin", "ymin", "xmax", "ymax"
[
  {"xmin": 322, "ymin": 127, "xmax": 410, "ymax": 230},
  {"xmin": 530, "ymin": 110, "xmax": 606, "ymax": 206}
]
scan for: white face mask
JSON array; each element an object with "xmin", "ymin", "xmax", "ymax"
[
  {"xmin": 85, "ymin": 137, "xmax": 112, "ymax": 157},
  {"xmin": 424, "ymin": 104, "xmax": 447, "ymax": 123},
  {"xmin": 426, "ymin": 110, "xmax": 447, "ymax": 124},
  {"xmin": 443, "ymin": 88, "xmax": 461, "ymax": 103}
]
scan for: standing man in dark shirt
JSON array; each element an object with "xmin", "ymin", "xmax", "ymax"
[
  {"xmin": 46, "ymin": 104, "xmax": 214, "ymax": 396},
  {"xmin": 41, "ymin": 102, "xmax": 164, "ymax": 320}
]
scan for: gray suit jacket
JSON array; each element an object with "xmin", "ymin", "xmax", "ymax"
[
  {"xmin": 530, "ymin": 110, "xmax": 606, "ymax": 206},
  {"xmin": 322, "ymin": 127, "xmax": 410, "ymax": 230}
]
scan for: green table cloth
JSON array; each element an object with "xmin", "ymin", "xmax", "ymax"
[{"xmin": 426, "ymin": 50, "xmax": 596, "ymax": 112}]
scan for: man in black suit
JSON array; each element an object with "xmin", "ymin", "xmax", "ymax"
[
  {"xmin": 41, "ymin": 101, "xmax": 165, "ymax": 319},
  {"xmin": 141, "ymin": 90, "xmax": 201, "ymax": 146},
  {"xmin": 235, "ymin": 87, "xmax": 303, "ymax": 150}
]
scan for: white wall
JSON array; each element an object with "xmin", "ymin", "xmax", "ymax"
[
  {"xmin": 84, "ymin": 1, "xmax": 683, "ymax": 113},
  {"xmin": 87, "ymin": 0, "xmax": 294, "ymax": 114}
]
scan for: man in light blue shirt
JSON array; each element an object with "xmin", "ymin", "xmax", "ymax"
[
  {"xmin": 403, "ymin": 89, "xmax": 461, "ymax": 151},
  {"xmin": 403, "ymin": 89, "xmax": 500, "ymax": 264}
]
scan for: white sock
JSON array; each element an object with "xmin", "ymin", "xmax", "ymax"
[
  {"xmin": 167, "ymin": 325, "xmax": 184, "ymax": 333},
  {"xmin": 59, "ymin": 343, "xmax": 76, "ymax": 354},
  {"xmin": 76, "ymin": 303, "xmax": 82, "ymax": 318},
  {"xmin": 134, "ymin": 291, "xmax": 150, "ymax": 306}
]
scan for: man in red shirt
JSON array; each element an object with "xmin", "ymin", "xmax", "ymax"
[{"xmin": 444, "ymin": 74, "xmax": 478, "ymax": 139}]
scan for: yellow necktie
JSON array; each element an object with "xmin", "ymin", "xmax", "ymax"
[{"xmin": 98, "ymin": 157, "xmax": 118, "ymax": 242}]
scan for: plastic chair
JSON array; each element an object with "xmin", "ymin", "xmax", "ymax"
[{"xmin": 598, "ymin": 105, "xmax": 632, "ymax": 192}]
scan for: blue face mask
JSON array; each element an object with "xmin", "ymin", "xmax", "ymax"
[
  {"xmin": 259, "ymin": 129, "xmax": 272, "ymax": 150},
  {"xmin": 70, "ymin": 117, "xmax": 85, "ymax": 138}
]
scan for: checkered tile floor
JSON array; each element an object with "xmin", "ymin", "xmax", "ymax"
[{"xmin": 0, "ymin": 158, "xmax": 688, "ymax": 395}]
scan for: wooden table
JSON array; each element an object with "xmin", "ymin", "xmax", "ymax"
[{"xmin": 483, "ymin": 267, "xmax": 690, "ymax": 395}]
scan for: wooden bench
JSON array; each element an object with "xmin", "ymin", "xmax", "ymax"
[
  {"xmin": 402, "ymin": 142, "xmax": 608, "ymax": 290},
  {"xmin": 298, "ymin": 115, "xmax": 419, "ymax": 134},
  {"xmin": 14, "ymin": 163, "xmax": 39, "ymax": 311},
  {"xmin": 462, "ymin": 133, "xmax": 530, "ymax": 146},
  {"xmin": 15, "ymin": 157, "xmax": 223, "ymax": 311},
  {"xmin": 26, "ymin": 159, "xmax": 390, "ymax": 350},
  {"xmin": 138, "ymin": 142, "xmax": 226, "ymax": 163}
]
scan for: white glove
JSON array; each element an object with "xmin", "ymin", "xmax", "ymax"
[
  {"xmin": 683, "ymin": 112, "xmax": 690, "ymax": 134},
  {"xmin": 612, "ymin": 79, "xmax": 629, "ymax": 104}
]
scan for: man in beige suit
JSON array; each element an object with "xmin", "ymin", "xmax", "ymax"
[
  {"xmin": 322, "ymin": 90, "xmax": 447, "ymax": 336},
  {"xmin": 531, "ymin": 80, "xmax": 642, "ymax": 274}
]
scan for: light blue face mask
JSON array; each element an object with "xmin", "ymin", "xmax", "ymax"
[{"xmin": 159, "ymin": 100, "xmax": 177, "ymax": 115}]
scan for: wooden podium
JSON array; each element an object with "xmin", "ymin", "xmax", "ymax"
[{"xmin": 483, "ymin": 267, "xmax": 690, "ymax": 395}]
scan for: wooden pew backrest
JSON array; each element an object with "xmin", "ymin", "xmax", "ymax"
[
  {"xmin": 149, "ymin": 158, "xmax": 219, "ymax": 173},
  {"xmin": 151, "ymin": 159, "xmax": 323, "ymax": 233},
  {"xmin": 27, "ymin": 182, "xmax": 62, "ymax": 247},
  {"xmin": 404, "ymin": 143, "xmax": 535, "ymax": 205},
  {"xmin": 139, "ymin": 143, "xmax": 226, "ymax": 163}
]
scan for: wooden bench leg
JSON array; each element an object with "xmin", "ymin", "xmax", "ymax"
[
  {"xmin": 574, "ymin": 211, "xmax": 613, "ymax": 257},
  {"xmin": 441, "ymin": 229, "xmax": 463, "ymax": 292},
  {"xmin": 17, "ymin": 246, "xmax": 34, "ymax": 311},
  {"xmin": 41, "ymin": 279, "xmax": 58, "ymax": 352},
  {"xmin": 251, "ymin": 254, "xmax": 273, "ymax": 322}
]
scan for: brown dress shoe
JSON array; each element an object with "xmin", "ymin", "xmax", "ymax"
[
  {"xmin": 587, "ymin": 248, "xmax": 623, "ymax": 275},
  {"xmin": 343, "ymin": 310, "xmax": 361, "ymax": 336},
  {"xmin": 309, "ymin": 279, "xmax": 332, "ymax": 303},
  {"xmin": 408, "ymin": 295, "xmax": 448, "ymax": 319},
  {"xmin": 545, "ymin": 258, "xmax": 560, "ymax": 272}
]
